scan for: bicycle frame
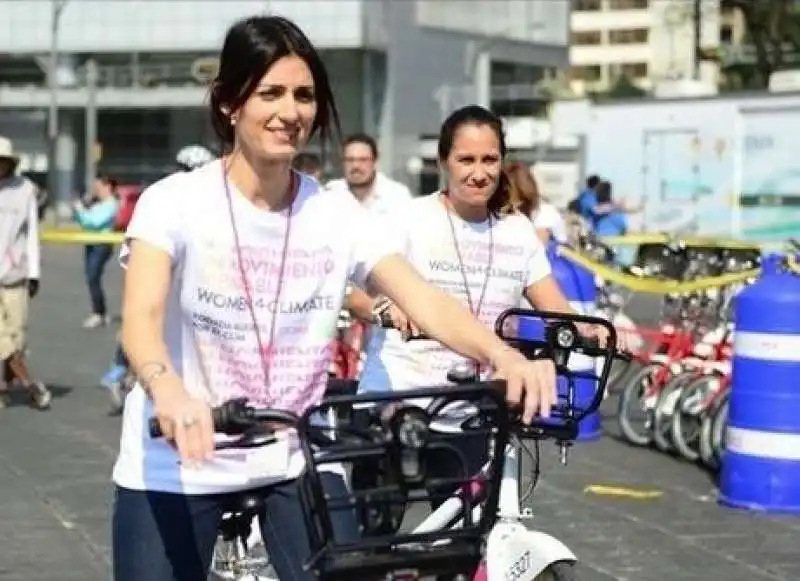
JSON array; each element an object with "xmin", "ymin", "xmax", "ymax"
[{"xmin": 411, "ymin": 439, "xmax": 576, "ymax": 581}]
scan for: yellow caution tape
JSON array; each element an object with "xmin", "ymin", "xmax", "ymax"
[
  {"xmin": 598, "ymin": 233, "xmax": 670, "ymax": 246},
  {"xmin": 36, "ymin": 227, "xmax": 799, "ymax": 294},
  {"xmin": 599, "ymin": 233, "xmax": 774, "ymax": 251},
  {"xmin": 787, "ymin": 254, "xmax": 800, "ymax": 275},
  {"xmin": 41, "ymin": 229, "xmax": 124, "ymax": 245},
  {"xmin": 556, "ymin": 245, "xmax": 760, "ymax": 295},
  {"xmin": 584, "ymin": 484, "xmax": 664, "ymax": 500}
]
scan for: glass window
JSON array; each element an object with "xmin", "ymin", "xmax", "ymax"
[{"xmin": 609, "ymin": 28, "xmax": 649, "ymax": 44}]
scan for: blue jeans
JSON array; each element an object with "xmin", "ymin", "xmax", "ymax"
[
  {"xmin": 84, "ymin": 244, "xmax": 113, "ymax": 316},
  {"xmin": 112, "ymin": 473, "xmax": 357, "ymax": 581}
]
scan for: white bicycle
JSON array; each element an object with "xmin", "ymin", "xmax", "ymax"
[{"xmin": 166, "ymin": 308, "xmax": 620, "ymax": 581}]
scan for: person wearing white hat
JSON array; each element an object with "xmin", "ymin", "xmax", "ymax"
[{"xmin": 0, "ymin": 136, "xmax": 52, "ymax": 409}]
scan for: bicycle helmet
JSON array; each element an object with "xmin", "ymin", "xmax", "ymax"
[{"xmin": 175, "ymin": 145, "xmax": 215, "ymax": 171}]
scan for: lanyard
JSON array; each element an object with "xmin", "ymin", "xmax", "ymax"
[
  {"xmin": 222, "ymin": 162, "xmax": 297, "ymax": 398},
  {"xmin": 441, "ymin": 193, "xmax": 494, "ymax": 374}
]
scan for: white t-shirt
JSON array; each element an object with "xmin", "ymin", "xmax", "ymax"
[
  {"xmin": 359, "ymin": 193, "xmax": 551, "ymax": 397},
  {"xmin": 326, "ymin": 172, "xmax": 413, "ymax": 220},
  {"xmin": 112, "ymin": 160, "xmax": 396, "ymax": 495},
  {"xmin": 532, "ymin": 201, "xmax": 568, "ymax": 244}
]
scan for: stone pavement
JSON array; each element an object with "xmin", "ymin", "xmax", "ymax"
[{"xmin": 1, "ymin": 246, "xmax": 799, "ymax": 581}]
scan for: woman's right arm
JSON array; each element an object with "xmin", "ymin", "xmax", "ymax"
[
  {"xmin": 534, "ymin": 227, "xmax": 552, "ymax": 244},
  {"xmin": 121, "ymin": 239, "xmax": 179, "ymax": 396},
  {"xmin": 122, "ymin": 240, "xmax": 214, "ymax": 463}
]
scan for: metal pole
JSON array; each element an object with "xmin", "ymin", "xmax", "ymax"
[
  {"xmin": 84, "ymin": 60, "xmax": 98, "ymax": 196},
  {"xmin": 693, "ymin": 0, "xmax": 702, "ymax": 80},
  {"xmin": 474, "ymin": 50, "xmax": 492, "ymax": 109},
  {"xmin": 47, "ymin": 0, "xmax": 67, "ymax": 221}
]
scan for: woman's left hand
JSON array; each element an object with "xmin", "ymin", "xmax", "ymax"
[
  {"xmin": 577, "ymin": 322, "xmax": 633, "ymax": 354},
  {"xmin": 490, "ymin": 347, "xmax": 557, "ymax": 424},
  {"xmin": 576, "ymin": 322, "xmax": 609, "ymax": 345}
]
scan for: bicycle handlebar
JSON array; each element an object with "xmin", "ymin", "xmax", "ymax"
[
  {"xmin": 148, "ymin": 398, "xmax": 299, "ymax": 441},
  {"xmin": 378, "ymin": 317, "xmax": 431, "ymax": 341},
  {"xmin": 149, "ymin": 309, "xmax": 621, "ymax": 445}
]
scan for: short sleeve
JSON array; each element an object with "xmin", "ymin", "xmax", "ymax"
[
  {"xmin": 533, "ymin": 204, "xmax": 569, "ymax": 244},
  {"xmin": 523, "ymin": 227, "xmax": 552, "ymax": 287},
  {"xmin": 119, "ymin": 177, "xmax": 184, "ymax": 268},
  {"xmin": 532, "ymin": 205, "xmax": 557, "ymax": 230},
  {"xmin": 348, "ymin": 202, "xmax": 407, "ymax": 287}
]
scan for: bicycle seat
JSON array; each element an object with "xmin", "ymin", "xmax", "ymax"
[{"xmin": 225, "ymin": 492, "xmax": 265, "ymax": 515}]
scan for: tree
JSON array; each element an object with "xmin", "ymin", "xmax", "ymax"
[
  {"xmin": 607, "ymin": 74, "xmax": 648, "ymax": 98},
  {"xmin": 589, "ymin": 74, "xmax": 648, "ymax": 102},
  {"xmin": 720, "ymin": 0, "xmax": 800, "ymax": 87}
]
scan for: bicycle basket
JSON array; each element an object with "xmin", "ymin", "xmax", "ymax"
[{"xmin": 296, "ymin": 384, "xmax": 511, "ymax": 581}]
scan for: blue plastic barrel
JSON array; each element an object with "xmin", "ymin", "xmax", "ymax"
[
  {"xmin": 720, "ymin": 254, "xmax": 800, "ymax": 513},
  {"xmin": 518, "ymin": 245, "xmax": 601, "ymax": 440}
]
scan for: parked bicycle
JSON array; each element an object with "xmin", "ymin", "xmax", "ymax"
[{"xmin": 614, "ymin": 246, "xmax": 760, "ymax": 472}]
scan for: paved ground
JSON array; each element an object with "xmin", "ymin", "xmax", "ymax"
[{"xmin": 1, "ymin": 246, "xmax": 799, "ymax": 580}]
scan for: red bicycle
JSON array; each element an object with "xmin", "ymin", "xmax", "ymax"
[{"xmin": 329, "ymin": 310, "xmax": 365, "ymax": 381}]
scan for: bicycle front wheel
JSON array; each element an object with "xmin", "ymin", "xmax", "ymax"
[{"xmin": 535, "ymin": 561, "xmax": 578, "ymax": 581}]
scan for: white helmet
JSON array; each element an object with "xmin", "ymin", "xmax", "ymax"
[{"xmin": 175, "ymin": 145, "xmax": 215, "ymax": 171}]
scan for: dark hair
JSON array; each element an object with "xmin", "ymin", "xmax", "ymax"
[
  {"xmin": 595, "ymin": 180, "xmax": 612, "ymax": 203},
  {"xmin": 502, "ymin": 161, "xmax": 540, "ymax": 216},
  {"xmin": 293, "ymin": 152, "xmax": 322, "ymax": 173},
  {"xmin": 438, "ymin": 105, "xmax": 508, "ymax": 217},
  {"xmin": 342, "ymin": 133, "xmax": 378, "ymax": 159},
  {"xmin": 586, "ymin": 174, "xmax": 600, "ymax": 189},
  {"xmin": 210, "ymin": 16, "xmax": 340, "ymax": 153},
  {"xmin": 97, "ymin": 174, "xmax": 118, "ymax": 190}
]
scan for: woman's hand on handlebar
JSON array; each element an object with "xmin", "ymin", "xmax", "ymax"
[
  {"xmin": 151, "ymin": 381, "xmax": 215, "ymax": 465},
  {"xmin": 491, "ymin": 347, "xmax": 557, "ymax": 424},
  {"xmin": 576, "ymin": 322, "xmax": 609, "ymax": 346},
  {"xmin": 577, "ymin": 321, "xmax": 632, "ymax": 353},
  {"xmin": 383, "ymin": 302, "xmax": 422, "ymax": 340}
]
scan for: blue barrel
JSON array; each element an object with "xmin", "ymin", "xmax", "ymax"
[
  {"xmin": 518, "ymin": 245, "xmax": 601, "ymax": 440},
  {"xmin": 720, "ymin": 254, "xmax": 800, "ymax": 513}
]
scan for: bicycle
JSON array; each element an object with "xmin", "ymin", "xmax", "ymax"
[
  {"xmin": 575, "ymin": 234, "xmax": 641, "ymax": 391},
  {"xmin": 151, "ymin": 308, "xmax": 620, "ymax": 581},
  {"xmin": 329, "ymin": 308, "xmax": 365, "ymax": 381}
]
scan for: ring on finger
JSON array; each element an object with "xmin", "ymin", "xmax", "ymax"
[{"xmin": 182, "ymin": 414, "xmax": 198, "ymax": 428}]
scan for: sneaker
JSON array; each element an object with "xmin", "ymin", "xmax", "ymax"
[
  {"xmin": 0, "ymin": 383, "xmax": 9, "ymax": 409},
  {"xmin": 29, "ymin": 381, "xmax": 52, "ymax": 410},
  {"xmin": 102, "ymin": 364, "xmax": 128, "ymax": 390},
  {"xmin": 108, "ymin": 382, "xmax": 124, "ymax": 414},
  {"xmin": 82, "ymin": 314, "xmax": 109, "ymax": 329}
]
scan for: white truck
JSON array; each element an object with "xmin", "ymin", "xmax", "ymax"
[{"xmin": 551, "ymin": 92, "xmax": 800, "ymax": 242}]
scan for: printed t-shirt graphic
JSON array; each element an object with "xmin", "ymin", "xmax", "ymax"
[{"xmin": 112, "ymin": 160, "xmax": 397, "ymax": 494}]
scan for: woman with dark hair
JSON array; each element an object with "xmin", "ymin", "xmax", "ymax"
[
  {"xmin": 503, "ymin": 161, "xmax": 568, "ymax": 243},
  {"xmin": 357, "ymin": 105, "xmax": 605, "ymax": 495},
  {"xmin": 72, "ymin": 174, "xmax": 119, "ymax": 328},
  {"xmin": 112, "ymin": 17, "xmax": 559, "ymax": 581}
]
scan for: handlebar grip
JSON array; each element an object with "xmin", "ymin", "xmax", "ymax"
[
  {"xmin": 148, "ymin": 407, "xmax": 228, "ymax": 439},
  {"xmin": 581, "ymin": 336, "xmax": 601, "ymax": 350},
  {"xmin": 380, "ymin": 319, "xmax": 430, "ymax": 341},
  {"xmin": 148, "ymin": 417, "xmax": 163, "ymax": 439},
  {"xmin": 405, "ymin": 332, "xmax": 431, "ymax": 341}
]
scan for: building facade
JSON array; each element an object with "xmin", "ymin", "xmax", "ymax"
[
  {"xmin": 0, "ymin": 0, "xmax": 569, "ymax": 199},
  {"xmin": 568, "ymin": 0, "xmax": 741, "ymax": 96}
]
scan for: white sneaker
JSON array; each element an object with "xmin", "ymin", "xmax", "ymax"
[
  {"xmin": 82, "ymin": 314, "xmax": 109, "ymax": 329},
  {"xmin": 29, "ymin": 381, "xmax": 52, "ymax": 410}
]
